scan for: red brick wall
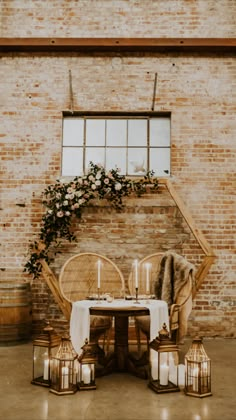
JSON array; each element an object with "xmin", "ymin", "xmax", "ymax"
[{"xmin": 0, "ymin": 1, "xmax": 235, "ymax": 338}]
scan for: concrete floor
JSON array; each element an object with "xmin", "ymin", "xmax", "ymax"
[{"xmin": 0, "ymin": 338, "xmax": 235, "ymax": 420}]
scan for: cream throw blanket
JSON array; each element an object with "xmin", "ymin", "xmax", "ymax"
[{"xmin": 154, "ymin": 251, "xmax": 195, "ymax": 341}]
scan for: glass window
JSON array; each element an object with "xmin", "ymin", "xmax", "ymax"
[{"xmin": 62, "ymin": 114, "xmax": 171, "ymax": 177}]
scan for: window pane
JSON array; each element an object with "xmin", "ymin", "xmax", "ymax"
[
  {"xmin": 85, "ymin": 147, "xmax": 105, "ymax": 169},
  {"xmin": 86, "ymin": 120, "xmax": 105, "ymax": 146},
  {"xmin": 150, "ymin": 147, "xmax": 170, "ymax": 176},
  {"xmin": 128, "ymin": 148, "xmax": 147, "ymax": 175},
  {"xmin": 106, "ymin": 119, "xmax": 127, "ymax": 146},
  {"xmin": 62, "ymin": 148, "xmax": 83, "ymax": 176},
  {"xmin": 150, "ymin": 118, "xmax": 170, "ymax": 147},
  {"xmin": 128, "ymin": 120, "xmax": 147, "ymax": 146},
  {"xmin": 106, "ymin": 148, "xmax": 126, "ymax": 174},
  {"xmin": 63, "ymin": 119, "xmax": 84, "ymax": 146}
]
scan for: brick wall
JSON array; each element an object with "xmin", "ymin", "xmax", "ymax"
[{"xmin": 0, "ymin": 0, "xmax": 235, "ymax": 338}]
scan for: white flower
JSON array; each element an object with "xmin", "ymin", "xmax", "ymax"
[
  {"xmin": 78, "ymin": 198, "xmax": 86, "ymax": 205},
  {"xmin": 96, "ymin": 172, "xmax": 102, "ymax": 180},
  {"xmin": 88, "ymin": 175, "xmax": 95, "ymax": 182},
  {"xmin": 56, "ymin": 193, "xmax": 61, "ymax": 199},
  {"xmin": 115, "ymin": 183, "xmax": 122, "ymax": 191},
  {"xmin": 65, "ymin": 211, "xmax": 71, "ymax": 216},
  {"xmin": 67, "ymin": 187, "xmax": 74, "ymax": 193},
  {"xmin": 104, "ymin": 178, "xmax": 109, "ymax": 184},
  {"xmin": 75, "ymin": 190, "xmax": 83, "ymax": 197},
  {"xmin": 47, "ymin": 209, "xmax": 53, "ymax": 215},
  {"xmin": 56, "ymin": 203, "xmax": 60, "ymax": 209},
  {"xmin": 63, "ymin": 200, "xmax": 68, "ymax": 206},
  {"xmin": 95, "ymin": 180, "xmax": 101, "ymax": 186},
  {"xmin": 71, "ymin": 203, "xmax": 79, "ymax": 209},
  {"xmin": 91, "ymin": 184, "xmax": 96, "ymax": 190},
  {"xmin": 57, "ymin": 211, "xmax": 64, "ymax": 217},
  {"xmin": 78, "ymin": 178, "xmax": 83, "ymax": 185}
]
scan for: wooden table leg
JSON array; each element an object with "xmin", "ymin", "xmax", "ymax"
[{"xmin": 114, "ymin": 315, "xmax": 129, "ymax": 371}]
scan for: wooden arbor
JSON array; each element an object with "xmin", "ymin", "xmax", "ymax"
[{"xmin": 38, "ymin": 179, "xmax": 216, "ymax": 320}]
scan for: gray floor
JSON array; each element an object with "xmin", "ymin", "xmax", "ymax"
[{"xmin": 0, "ymin": 338, "xmax": 235, "ymax": 420}]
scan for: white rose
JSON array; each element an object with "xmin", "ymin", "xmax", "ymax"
[
  {"xmin": 115, "ymin": 183, "xmax": 122, "ymax": 191},
  {"xmin": 96, "ymin": 172, "xmax": 102, "ymax": 180}
]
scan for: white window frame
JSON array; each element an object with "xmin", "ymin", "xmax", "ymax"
[{"xmin": 62, "ymin": 112, "xmax": 171, "ymax": 177}]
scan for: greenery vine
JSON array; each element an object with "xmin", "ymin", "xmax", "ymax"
[{"xmin": 24, "ymin": 162, "xmax": 159, "ymax": 278}]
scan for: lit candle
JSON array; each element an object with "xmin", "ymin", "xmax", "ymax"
[
  {"xmin": 178, "ymin": 364, "xmax": 185, "ymax": 387},
  {"xmin": 145, "ymin": 263, "xmax": 151, "ymax": 294},
  {"xmin": 160, "ymin": 363, "xmax": 169, "ymax": 386},
  {"xmin": 82, "ymin": 364, "xmax": 91, "ymax": 384},
  {"xmin": 192, "ymin": 366, "xmax": 199, "ymax": 392},
  {"xmin": 97, "ymin": 259, "xmax": 101, "ymax": 289},
  {"xmin": 43, "ymin": 359, "xmax": 49, "ymax": 380},
  {"xmin": 150, "ymin": 350, "xmax": 158, "ymax": 380},
  {"xmin": 134, "ymin": 259, "xmax": 139, "ymax": 289},
  {"xmin": 61, "ymin": 366, "xmax": 69, "ymax": 389}
]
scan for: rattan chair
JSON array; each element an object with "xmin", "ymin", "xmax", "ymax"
[
  {"xmin": 128, "ymin": 252, "xmax": 193, "ymax": 354},
  {"xmin": 59, "ymin": 252, "xmax": 125, "ymax": 353}
]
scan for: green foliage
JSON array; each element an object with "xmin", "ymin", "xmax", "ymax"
[{"xmin": 24, "ymin": 162, "xmax": 158, "ymax": 278}]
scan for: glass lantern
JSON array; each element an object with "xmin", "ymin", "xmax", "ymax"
[
  {"xmin": 185, "ymin": 337, "xmax": 212, "ymax": 398},
  {"xmin": 78, "ymin": 339, "xmax": 97, "ymax": 390},
  {"xmin": 31, "ymin": 321, "xmax": 61, "ymax": 387},
  {"xmin": 50, "ymin": 335, "xmax": 78, "ymax": 395},
  {"xmin": 149, "ymin": 323, "xmax": 180, "ymax": 393}
]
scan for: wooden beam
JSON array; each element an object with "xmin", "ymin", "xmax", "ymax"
[
  {"xmin": 164, "ymin": 179, "xmax": 216, "ymax": 257},
  {"xmin": 158, "ymin": 179, "xmax": 216, "ymax": 294},
  {"xmin": 0, "ymin": 37, "xmax": 235, "ymax": 53},
  {"xmin": 194, "ymin": 256, "xmax": 216, "ymax": 297}
]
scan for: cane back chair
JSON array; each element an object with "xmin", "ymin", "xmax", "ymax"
[
  {"xmin": 59, "ymin": 252, "xmax": 125, "ymax": 352},
  {"xmin": 128, "ymin": 252, "xmax": 193, "ymax": 354}
]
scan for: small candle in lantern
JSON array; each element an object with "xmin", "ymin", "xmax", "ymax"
[
  {"xmin": 61, "ymin": 366, "xmax": 69, "ymax": 389},
  {"xmin": 43, "ymin": 358, "xmax": 49, "ymax": 380},
  {"xmin": 97, "ymin": 259, "xmax": 101, "ymax": 289},
  {"xmin": 82, "ymin": 364, "xmax": 91, "ymax": 384},
  {"xmin": 192, "ymin": 366, "xmax": 199, "ymax": 392},
  {"xmin": 160, "ymin": 363, "xmax": 169, "ymax": 386}
]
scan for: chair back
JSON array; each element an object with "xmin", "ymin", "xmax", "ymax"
[
  {"xmin": 128, "ymin": 253, "xmax": 163, "ymax": 296},
  {"xmin": 59, "ymin": 252, "xmax": 125, "ymax": 302}
]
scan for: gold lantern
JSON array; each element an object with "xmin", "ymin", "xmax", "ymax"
[
  {"xmin": 149, "ymin": 323, "xmax": 180, "ymax": 393},
  {"xmin": 185, "ymin": 337, "xmax": 212, "ymax": 398},
  {"xmin": 78, "ymin": 339, "xmax": 97, "ymax": 390},
  {"xmin": 50, "ymin": 335, "xmax": 78, "ymax": 395},
  {"xmin": 31, "ymin": 321, "xmax": 61, "ymax": 387}
]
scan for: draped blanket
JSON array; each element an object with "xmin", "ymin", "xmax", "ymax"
[
  {"xmin": 154, "ymin": 251, "xmax": 194, "ymax": 307},
  {"xmin": 154, "ymin": 251, "xmax": 195, "ymax": 341}
]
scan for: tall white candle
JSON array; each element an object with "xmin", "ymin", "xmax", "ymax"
[
  {"xmin": 43, "ymin": 359, "xmax": 49, "ymax": 380},
  {"xmin": 160, "ymin": 363, "xmax": 169, "ymax": 386},
  {"xmin": 97, "ymin": 259, "xmax": 101, "ymax": 289},
  {"xmin": 192, "ymin": 366, "xmax": 199, "ymax": 392},
  {"xmin": 82, "ymin": 364, "xmax": 91, "ymax": 384},
  {"xmin": 145, "ymin": 263, "xmax": 151, "ymax": 293},
  {"xmin": 134, "ymin": 259, "xmax": 139, "ymax": 289},
  {"xmin": 150, "ymin": 350, "xmax": 158, "ymax": 380},
  {"xmin": 61, "ymin": 366, "xmax": 69, "ymax": 389}
]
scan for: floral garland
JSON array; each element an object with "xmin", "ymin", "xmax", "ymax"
[{"xmin": 24, "ymin": 162, "xmax": 158, "ymax": 278}]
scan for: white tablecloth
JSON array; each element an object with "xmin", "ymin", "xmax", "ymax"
[{"xmin": 70, "ymin": 299, "xmax": 169, "ymax": 355}]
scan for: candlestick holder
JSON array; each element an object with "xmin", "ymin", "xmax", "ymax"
[
  {"xmin": 97, "ymin": 288, "xmax": 101, "ymax": 301},
  {"xmin": 135, "ymin": 287, "xmax": 140, "ymax": 303}
]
